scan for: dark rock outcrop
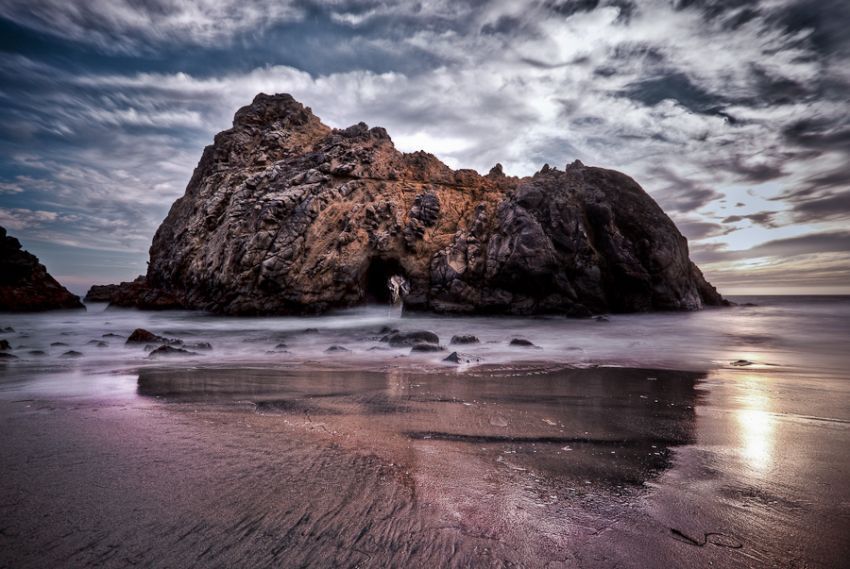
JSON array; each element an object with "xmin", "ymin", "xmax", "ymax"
[
  {"xmin": 444, "ymin": 351, "xmax": 481, "ymax": 365},
  {"xmin": 382, "ymin": 330, "xmax": 440, "ymax": 347},
  {"xmin": 148, "ymin": 345, "xmax": 197, "ymax": 358},
  {"xmin": 85, "ymin": 276, "xmax": 183, "ymax": 309},
  {"xmin": 126, "ymin": 328, "xmax": 180, "ymax": 346},
  {"xmin": 450, "ymin": 335, "xmax": 480, "ymax": 345},
  {"xmin": 115, "ymin": 93, "xmax": 725, "ymax": 315},
  {"xmin": 410, "ymin": 343, "xmax": 444, "ymax": 353},
  {"xmin": 0, "ymin": 227, "xmax": 84, "ymax": 312},
  {"xmin": 83, "ymin": 283, "xmax": 120, "ymax": 302}
]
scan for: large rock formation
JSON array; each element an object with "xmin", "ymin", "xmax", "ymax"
[
  {"xmin": 113, "ymin": 93, "xmax": 724, "ymax": 316},
  {"xmin": 0, "ymin": 227, "xmax": 84, "ymax": 311},
  {"xmin": 85, "ymin": 276, "xmax": 182, "ymax": 309}
]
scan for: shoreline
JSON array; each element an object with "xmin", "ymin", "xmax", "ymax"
[{"xmin": 1, "ymin": 363, "xmax": 848, "ymax": 567}]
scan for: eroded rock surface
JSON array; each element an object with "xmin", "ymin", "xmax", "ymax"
[
  {"xmin": 0, "ymin": 227, "xmax": 84, "ymax": 312},
  {"xmin": 118, "ymin": 93, "xmax": 724, "ymax": 315}
]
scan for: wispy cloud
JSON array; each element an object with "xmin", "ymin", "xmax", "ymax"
[{"xmin": 0, "ymin": 0, "xmax": 305, "ymax": 52}]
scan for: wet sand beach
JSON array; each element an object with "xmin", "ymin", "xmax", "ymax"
[{"xmin": 1, "ymin": 362, "xmax": 849, "ymax": 568}]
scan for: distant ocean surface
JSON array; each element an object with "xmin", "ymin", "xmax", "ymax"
[{"xmin": 1, "ymin": 296, "xmax": 848, "ymax": 381}]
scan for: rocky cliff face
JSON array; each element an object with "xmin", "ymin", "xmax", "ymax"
[
  {"xmin": 125, "ymin": 93, "xmax": 723, "ymax": 315},
  {"xmin": 0, "ymin": 227, "xmax": 84, "ymax": 311}
]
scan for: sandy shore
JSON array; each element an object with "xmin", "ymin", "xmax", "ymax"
[{"xmin": 1, "ymin": 364, "xmax": 849, "ymax": 568}]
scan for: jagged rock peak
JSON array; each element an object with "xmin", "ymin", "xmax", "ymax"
[
  {"xmin": 115, "ymin": 93, "xmax": 724, "ymax": 316},
  {"xmin": 488, "ymin": 163, "xmax": 505, "ymax": 177},
  {"xmin": 0, "ymin": 226, "xmax": 84, "ymax": 312},
  {"xmin": 232, "ymin": 92, "xmax": 317, "ymax": 128}
]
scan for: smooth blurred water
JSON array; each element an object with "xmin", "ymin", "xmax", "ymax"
[{"xmin": 1, "ymin": 296, "xmax": 848, "ymax": 379}]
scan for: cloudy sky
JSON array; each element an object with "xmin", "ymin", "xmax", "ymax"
[{"xmin": 0, "ymin": 0, "xmax": 848, "ymax": 295}]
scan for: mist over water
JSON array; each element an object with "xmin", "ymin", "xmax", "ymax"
[{"xmin": 1, "ymin": 296, "xmax": 849, "ymax": 381}]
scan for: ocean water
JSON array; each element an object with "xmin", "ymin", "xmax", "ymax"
[{"xmin": 1, "ymin": 296, "xmax": 848, "ymax": 379}]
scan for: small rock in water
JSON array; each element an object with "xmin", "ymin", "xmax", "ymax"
[
  {"xmin": 0, "ymin": 339, "xmax": 10, "ymax": 351},
  {"xmin": 27, "ymin": 350, "xmax": 46, "ymax": 356},
  {"xmin": 1, "ymin": 326, "xmax": 14, "ymax": 333},
  {"xmin": 443, "ymin": 351, "xmax": 481, "ymax": 365},
  {"xmin": 102, "ymin": 333, "xmax": 123, "ymax": 338},
  {"xmin": 410, "ymin": 343, "xmax": 444, "ymax": 353},
  {"xmin": 509, "ymin": 338, "xmax": 536, "ymax": 347},
  {"xmin": 377, "ymin": 326, "xmax": 398, "ymax": 335},
  {"xmin": 303, "ymin": 328, "xmax": 319, "ymax": 334},
  {"xmin": 87, "ymin": 340, "xmax": 109, "ymax": 347},
  {"xmin": 592, "ymin": 315, "xmax": 609, "ymax": 322},
  {"xmin": 730, "ymin": 359, "xmax": 754, "ymax": 367},
  {"xmin": 50, "ymin": 342, "xmax": 68, "ymax": 347},
  {"xmin": 185, "ymin": 342, "xmax": 213, "ymax": 351},
  {"xmin": 450, "ymin": 335, "xmax": 480, "ymax": 345},
  {"xmin": 126, "ymin": 328, "xmax": 181, "ymax": 346},
  {"xmin": 274, "ymin": 342, "xmax": 288, "ymax": 349},
  {"xmin": 0, "ymin": 352, "xmax": 17, "ymax": 359},
  {"xmin": 61, "ymin": 350, "xmax": 83, "ymax": 358},
  {"xmin": 384, "ymin": 330, "xmax": 439, "ymax": 347},
  {"xmin": 325, "ymin": 345, "xmax": 350, "ymax": 353},
  {"xmin": 148, "ymin": 345, "xmax": 198, "ymax": 358}
]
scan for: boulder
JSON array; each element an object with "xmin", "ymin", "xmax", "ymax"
[
  {"xmin": 383, "ymin": 330, "xmax": 440, "ymax": 347},
  {"xmin": 450, "ymin": 335, "xmax": 480, "ymax": 345},
  {"xmin": 148, "ymin": 345, "xmax": 198, "ymax": 358},
  {"xmin": 0, "ymin": 227, "xmax": 84, "ymax": 312},
  {"xmin": 85, "ymin": 276, "xmax": 183, "ymax": 309},
  {"xmin": 83, "ymin": 284, "xmax": 120, "ymax": 302},
  {"xmin": 126, "ymin": 328, "xmax": 180, "ymax": 345},
  {"xmin": 410, "ymin": 343, "xmax": 445, "ymax": 353},
  {"xmin": 112, "ymin": 94, "xmax": 724, "ymax": 316},
  {"xmin": 444, "ymin": 351, "xmax": 481, "ymax": 365}
]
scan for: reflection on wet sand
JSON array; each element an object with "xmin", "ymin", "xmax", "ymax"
[
  {"xmin": 735, "ymin": 375, "xmax": 775, "ymax": 472},
  {"xmin": 139, "ymin": 365, "xmax": 703, "ymax": 499}
]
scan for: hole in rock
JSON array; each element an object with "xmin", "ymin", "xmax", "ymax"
[{"xmin": 364, "ymin": 258, "xmax": 406, "ymax": 304}]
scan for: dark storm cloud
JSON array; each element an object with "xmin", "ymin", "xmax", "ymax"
[
  {"xmin": 646, "ymin": 166, "xmax": 723, "ymax": 213},
  {"xmin": 620, "ymin": 72, "xmax": 724, "ymax": 114},
  {"xmin": 675, "ymin": 217, "xmax": 733, "ymax": 240},
  {"xmin": 782, "ymin": 119, "xmax": 850, "ymax": 154},
  {"xmin": 744, "ymin": 231, "xmax": 850, "ymax": 257},
  {"xmin": 787, "ymin": 191, "xmax": 850, "ymax": 224},
  {"xmin": 721, "ymin": 211, "xmax": 778, "ymax": 228},
  {"xmin": 691, "ymin": 230, "xmax": 850, "ymax": 265}
]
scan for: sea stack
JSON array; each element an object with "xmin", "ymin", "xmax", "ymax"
[
  {"xmin": 0, "ymin": 227, "xmax": 84, "ymax": 311},
  {"xmin": 110, "ymin": 93, "xmax": 723, "ymax": 315}
]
